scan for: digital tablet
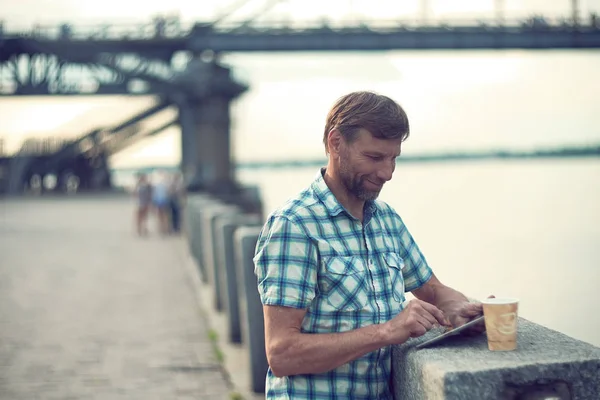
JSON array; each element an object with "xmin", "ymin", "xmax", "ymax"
[{"xmin": 415, "ymin": 316, "xmax": 485, "ymax": 349}]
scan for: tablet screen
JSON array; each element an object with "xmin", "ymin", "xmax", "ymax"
[{"xmin": 415, "ymin": 316, "xmax": 485, "ymax": 349}]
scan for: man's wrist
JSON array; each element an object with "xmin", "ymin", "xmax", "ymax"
[
  {"xmin": 377, "ymin": 321, "xmax": 393, "ymax": 346},
  {"xmin": 435, "ymin": 288, "xmax": 469, "ymax": 314}
]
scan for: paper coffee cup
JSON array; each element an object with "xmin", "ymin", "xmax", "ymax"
[{"xmin": 482, "ymin": 297, "xmax": 519, "ymax": 351}]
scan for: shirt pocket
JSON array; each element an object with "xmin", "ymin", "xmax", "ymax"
[
  {"xmin": 320, "ymin": 256, "xmax": 368, "ymax": 311},
  {"xmin": 383, "ymin": 252, "xmax": 405, "ymax": 303}
]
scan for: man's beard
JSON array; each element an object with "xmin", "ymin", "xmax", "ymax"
[{"xmin": 339, "ymin": 149, "xmax": 382, "ymax": 201}]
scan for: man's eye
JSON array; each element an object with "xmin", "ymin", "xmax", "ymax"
[{"xmin": 369, "ymin": 155, "xmax": 382, "ymax": 161}]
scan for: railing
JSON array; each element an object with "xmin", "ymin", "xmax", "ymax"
[{"xmin": 184, "ymin": 192, "xmax": 600, "ymax": 398}]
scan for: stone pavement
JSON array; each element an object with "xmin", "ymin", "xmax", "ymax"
[{"xmin": 0, "ymin": 195, "xmax": 234, "ymax": 399}]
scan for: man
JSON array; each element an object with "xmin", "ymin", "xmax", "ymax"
[
  {"xmin": 133, "ymin": 172, "xmax": 152, "ymax": 236},
  {"xmin": 167, "ymin": 172, "xmax": 185, "ymax": 234},
  {"xmin": 254, "ymin": 91, "xmax": 486, "ymax": 399},
  {"xmin": 152, "ymin": 170, "xmax": 171, "ymax": 235}
]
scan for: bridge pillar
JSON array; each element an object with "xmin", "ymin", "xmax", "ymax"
[
  {"xmin": 180, "ymin": 97, "xmax": 234, "ymax": 192},
  {"xmin": 176, "ymin": 59, "xmax": 247, "ymax": 196}
]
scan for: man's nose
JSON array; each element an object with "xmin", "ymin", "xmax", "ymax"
[{"xmin": 377, "ymin": 162, "xmax": 395, "ymax": 182}]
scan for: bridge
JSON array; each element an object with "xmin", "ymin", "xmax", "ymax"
[{"xmin": 0, "ymin": 0, "xmax": 598, "ymax": 198}]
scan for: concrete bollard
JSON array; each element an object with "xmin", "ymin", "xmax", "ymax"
[
  {"xmin": 184, "ymin": 196, "xmax": 203, "ymax": 251},
  {"xmin": 184, "ymin": 200, "xmax": 195, "ymax": 247},
  {"xmin": 196, "ymin": 201, "xmax": 229, "ymax": 284},
  {"xmin": 186, "ymin": 195, "xmax": 216, "ymax": 282},
  {"xmin": 201, "ymin": 203, "xmax": 239, "ymax": 311},
  {"xmin": 234, "ymin": 226, "xmax": 268, "ymax": 393},
  {"xmin": 214, "ymin": 213, "xmax": 262, "ymax": 344},
  {"xmin": 191, "ymin": 207, "xmax": 206, "ymax": 279}
]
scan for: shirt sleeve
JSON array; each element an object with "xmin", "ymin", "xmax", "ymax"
[
  {"xmin": 390, "ymin": 212, "xmax": 433, "ymax": 292},
  {"xmin": 253, "ymin": 214, "xmax": 318, "ymax": 309}
]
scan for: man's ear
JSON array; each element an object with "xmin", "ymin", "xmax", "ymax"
[{"xmin": 327, "ymin": 129, "xmax": 343, "ymax": 156}]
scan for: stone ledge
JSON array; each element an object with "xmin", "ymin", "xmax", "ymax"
[{"xmin": 393, "ymin": 318, "xmax": 600, "ymax": 400}]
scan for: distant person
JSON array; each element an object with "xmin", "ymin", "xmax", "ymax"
[
  {"xmin": 591, "ymin": 13, "xmax": 598, "ymax": 28},
  {"xmin": 59, "ymin": 23, "xmax": 72, "ymax": 39},
  {"xmin": 253, "ymin": 91, "xmax": 491, "ymax": 399},
  {"xmin": 134, "ymin": 173, "xmax": 152, "ymax": 236},
  {"xmin": 152, "ymin": 171, "xmax": 171, "ymax": 235},
  {"xmin": 168, "ymin": 172, "xmax": 185, "ymax": 234},
  {"xmin": 154, "ymin": 16, "xmax": 166, "ymax": 37}
]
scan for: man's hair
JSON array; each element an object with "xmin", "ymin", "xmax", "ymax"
[{"xmin": 323, "ymin": 91, "xmax": 410, "ymax": 153}]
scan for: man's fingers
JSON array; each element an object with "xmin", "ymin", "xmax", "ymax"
[
  {"xmin": 418, "ymin": 309, "xmax": 438, "ymax": 326},
  {"xmin": 420, "ymin": 301, "xmax": 451, "ymax": 327},
  {"xmin": 417, "ymin": 316, "xmax": 434, "ymax": 331},
  {"xmin": 410, "ymin": 302, "xmax": 438, "ymax": 326}
]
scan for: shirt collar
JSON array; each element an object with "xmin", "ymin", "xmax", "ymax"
[{"xmin": 311, "ymin": 168, "xmax": 378, "ymax": 222}]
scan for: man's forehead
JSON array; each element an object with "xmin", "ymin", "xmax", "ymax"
[{"xmin": 354, "ymin": 129, "xmax": 402, "ymax": 156}]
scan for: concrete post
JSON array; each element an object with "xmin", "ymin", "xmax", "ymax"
[
  {"xmin": 185, "ymin": 198, "xmax": 197, "ymax": 251},
  {"xmin": 197, "ymin": 201, "xmax": 229, "ymax": 283},
  {"xmin": 186, "ymin": 195, "xmax": 214, "ymax": 281},
  {"xmin": 214, "ymin": 214, "xmax": 262, "ymax": 344},
  {"xmin": 201, "ymin": 203, "xmax": 239, "ymax": 310},
  {"xmin": 234, "ymin": 226, "xmax": 268, "ymax": 393},
  {"xmin": 190, "ymin": 208, "xmax": 204, "ymax": 277}
]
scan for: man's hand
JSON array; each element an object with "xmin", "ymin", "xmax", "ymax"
[
  {"xmin": 446, "ymin": 295, "xmax": 495, "ymax": 335},
  {"xmin": 384, "ymin": 299, "xmax": 452, "ymax": 344}
]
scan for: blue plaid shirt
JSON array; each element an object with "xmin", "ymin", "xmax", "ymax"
[{"xmin": 254, "ymin": 169, "xmax": 433, "ymax": 399}]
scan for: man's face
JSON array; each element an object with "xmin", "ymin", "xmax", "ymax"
[{"xmin": 337, "ymin": 129, "xmax": 402, "ymax": 201}]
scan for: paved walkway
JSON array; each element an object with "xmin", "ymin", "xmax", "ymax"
[{"xmin": 0, "ymin": 195, "xmax": 232, "ymax": 399}]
